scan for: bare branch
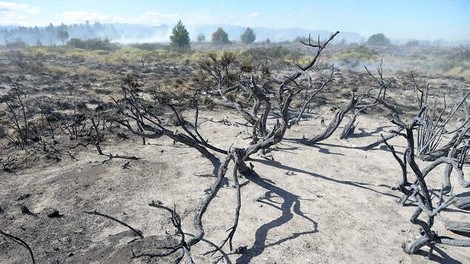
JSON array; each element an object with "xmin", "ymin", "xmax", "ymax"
[
  {"xmin": 0, "ymin": 229, "xmax": 35, "ymax": 264},
  {"xmin": 84, "ymin": 210, "xmax": 144, "ymax": 238}
]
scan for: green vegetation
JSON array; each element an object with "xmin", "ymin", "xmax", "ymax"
[
  {"xmin": 7, "ymin": 36, "xmax": 468, "ymax": 81},
  {"xmin": 0, "ymin": 22, "xmax": 119, "ymax": 46},
  {"xmin": 367, "ymin": 33, "xmax": 391, "ymax": 46},
  {"xmin": 129, "ymin": 42, "xmax": 169, "ymax": 51},
  {"xmin": 66, "ymin": 38, "xmax": 117, "ymax": 51},
  {"xmin": 240, "ymin": 45, "xmax": 301, "ymax": 66},
  {"xmin": 440, "ymin": 48, "xmax": 470, "ymax": 79},
  {"xmin": 197, "ymin": 33, "xmax": 206, "ymax": 43},
  {"xmin": 336, "ymin": 45, "xmax": 378, "ymax": 67},
  {"xmin": 404, "ymin": 40, "xmax": 420, "ymax": 47},
  {"xmin": 241, "ymin": 46, "xmax": 293, "ymax": 59},
  {"xmin": 212, "ymin": 27, "xmax": 230, "ymax": 45},
  {"xmin": 57, "ymin": 30, "xmax": 69, "ymax": 45},
  {"xmin": 240, "ymin": 27, "xmax": 256, "ymax": 44},
  {"xmin": 169, "ymin": 20, "xmax": 190, "ymax": 51}
]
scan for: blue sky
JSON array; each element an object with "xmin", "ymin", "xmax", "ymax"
[{"xmin": 1, "ymin": 0, "xmax": 469, "ymax": 40}]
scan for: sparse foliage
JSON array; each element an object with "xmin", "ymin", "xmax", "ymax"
[{"xmin": 2, "ymin": 86, "xmax": 32, "ymax": 149}]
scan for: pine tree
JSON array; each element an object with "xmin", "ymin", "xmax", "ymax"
[
  {"xmin": 240, "ymin": 27, "xmax": 256, "ymax": 44},
  {"xmin": 57, "ymin": 30, "xmax": 69, "ymax": 45},
  {"xmin": 211, "ymin": 28, "xmax": 230, "ymax": 45},
  {"xmin": 170, "ymin": 20, "xmax": 190, "ymax": 51}
]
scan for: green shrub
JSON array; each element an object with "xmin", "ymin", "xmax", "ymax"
[
  {"xmin": 367, "ymin": 33, "xmax": 391, "ymax": 46},
  {"xmin": 130, "ymin": 42, "xmax": 169, "ymax": 51},
  {"xmin": 66, "ymin": 38, "xmax": 118, "ymax": 51},
  {"xmin": 6, "ymin": 40, "xmax": 27, "ymax": 49},
  {"xmin": 197, "ymin": 33, "xmax": 206, "ymax": 43},
  {"xmin": 336, "ymin": 45, "xmax": 378, "ymax": 67}
]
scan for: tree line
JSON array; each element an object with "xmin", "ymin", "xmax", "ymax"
[
  {"xmin": 169, "ymin": 20, "xmax": 256, "ymax": 50},
  {"xmin": 0, "ymin": 21, "xmax": 119, "ymax": 46},
  {"xmin": 1, "ymin": 19, "xmax": 395, "ymax": 50},
  {"xmin": 0, "ymin": 20, "xmax": 257, "ymax": 48}
]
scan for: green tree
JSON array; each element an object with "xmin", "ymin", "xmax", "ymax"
[
  {"xmin": 405, "ymin": 40, "xmax": 420, "ymax": 47},
  {"xmin": 57, "ymin": 30, "xmax": 69, "ymax": 45},
  {"xmin": 197, "ymin": 33, "xmax": 206, "ymax": 42},
  {"xmin": 169, "ymin": 20, "xmax": 190, "ymax": 50},
  {"xmin": 367, "ymin": 33, "xmax": 391, "ymax": 46},
  {"xmin": 212, "ymin": 27, "xmax": 230, "ymax": 45},
  {"xmin": 240, "ymin": 27, "xmax": 256, "ymax": 44}
]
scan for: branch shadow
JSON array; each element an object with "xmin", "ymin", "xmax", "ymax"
[
  {"xmin": 316, "ymin": 144, "xmax": 345, "ymax": 156},
  {"xmin": 281, "ymin": 139, "xmax": 346, "ymax": 156},
  {"xmin": 235, "ymin": 171, "xmax": 318, "ymax": 264},
  {"xmin": 442, "ymin": 207, "xmax": 470, "ymax": 216},
  {"xmin": 184, "ymin": 234, "xmax": 232, "ymax": 264},
  {"xmin": 262, "ymin": 144, "xmax": 301, "ymax": 155},
  {"xmin": 284, "ymin": 135, "xmax": 405, "ymax": 154},
  {"xmin": 347, "ymin": 126, "xmax": 386, "ymax": 139},
  {"xmin": 414, "ymin": 246, "xmax": 462, "ymax": 264},
  {"xmin": 249, "ymin": 158, "xmax": 401, "ymax": 200}
]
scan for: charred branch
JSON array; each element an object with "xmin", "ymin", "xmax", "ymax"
[
  {"xmin": 383, "ymin": 107, "xmax": 470, "ymax": 255},
  {"xmin": 111, "ymin": 81, "xmax": 227, "ymax": 163},
  {"xmin": 109, "ymin": 31, "xmax": 340, "ymax": 262},
  {"xmin": 340, "ymin": 106, "xmax": 368, "ymax": 139},
  {"xmin": 2, "ymin": 85, "xmax": 31, "ymax": 149},
  {"xmin": 89, "ymin": 116, "xmax": 140, "ymax": 163},
  {"xmin": 454, "ymin": 194, "xmax": 470, "ymax": 210},
  {"xmin": 289, "ymin": 67, "xmax": 334, "ymax": 127},
  {"xmin": 135, "ymin": 202, "xmax": 194, "ymax": 263},
  {"xmin": 303, "ymin": 95, "xmax": 357, "ymax": 145},
  {"xmin": 0, "ymin": 229, "xmax": 35, "ymax": 264},
  {"xmin": 85, "ymin": 210, "xmax": 144, "ymax": 238},
  {"xmin": 416, "ymin": 90, "xmax": 470, "ymax": 158}
]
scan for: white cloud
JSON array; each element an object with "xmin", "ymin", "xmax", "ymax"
[
  {"xmin": 0, "ymin": 1, "xmax": 41, "ymax": 25},
  {"xmin": 127, "ymin": 12, "xmax": 179, "ymax": 25},
  {"xmin": 54, "ymin": 10, "xmax": 179, "ymax": 25},
  {"xmin": 56, "ymin": 11, "xmax": 118, "ymax": 24},
  {"xmin": 184, "ymin": 10, "xmax": 217, "ymax": 25},
  {"xmin": 0, "ymin": 1, "xmax": 39, "ymax": 13},
  {"xmin": 247, "ymin": 12, "xmax": 259, "ymax": 18}
]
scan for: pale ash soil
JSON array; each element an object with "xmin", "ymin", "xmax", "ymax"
[{"xmin": 1, "ymin": 108, "xmax": 469, "ymax": 264}]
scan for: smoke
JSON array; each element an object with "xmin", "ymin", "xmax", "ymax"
[{"xmin": 113, "ymin": 33, "xmax": 171, "ymax": 44}]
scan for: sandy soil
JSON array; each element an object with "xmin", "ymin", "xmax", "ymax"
[{"xmin": 1, "ymin": 106, "xmax": 469, "ymax": 264}]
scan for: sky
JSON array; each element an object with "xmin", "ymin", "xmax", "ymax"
[{"xmin": 0, "ymin": 0, "xmax": 469, "ymax": 41}]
